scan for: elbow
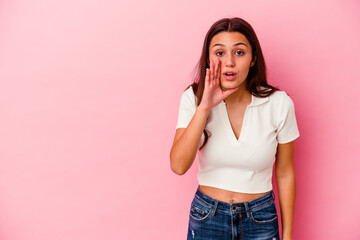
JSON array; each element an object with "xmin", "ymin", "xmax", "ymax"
[
  {"xmin": 170, "ymin": 151, "xmax": 187, "ymax": 176},
  {"xmin": 170, "ymin": 158, "xmax": 186, "ymax": 176},
  {"xmin": 171, "ymin": 164, "xmax": 186, "ymax": 176}
]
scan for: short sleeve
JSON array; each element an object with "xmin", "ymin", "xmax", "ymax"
[
  {"xmin": 175, "ymin": 86, "xmax": 197, "ymax": 129},
  {"xmin": 276, "ymin": 92, "xmax": 300, "ymax": 144}
]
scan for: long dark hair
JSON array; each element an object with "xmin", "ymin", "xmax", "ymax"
[{"xmin": 184, "ymin": 17, "xmax": 279, "ymax": 150}]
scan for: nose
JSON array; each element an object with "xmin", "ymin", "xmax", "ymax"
[{"xmin": 225, "ymin": 55, "xmax": 235, "ymax": 67}]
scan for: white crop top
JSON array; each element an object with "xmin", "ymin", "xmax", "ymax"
[{"xmin": 175, "ymin": 86, "xmax": 300, "ymax": 193}]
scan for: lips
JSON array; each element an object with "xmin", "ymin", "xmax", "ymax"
[
  {"xmin": 223, "ymin": 71, "xmax": 236, "ymax": 76},
  {"xmin": 223, "ymin": 71, "xmax": 237, "ymax": 80}
]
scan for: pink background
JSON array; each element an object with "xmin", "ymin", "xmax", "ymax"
[{"xmin": 0, "ymin": 0, "xmax": 359, "ymax": 239}]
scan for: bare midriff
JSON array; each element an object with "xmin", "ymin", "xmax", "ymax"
[{"xmin": 199, "ymin": 185, "xmax": 270, "ymax": 203}]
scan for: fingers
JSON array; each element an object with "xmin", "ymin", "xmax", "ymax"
[
  {"xmin": 207, "ymin": 58, "xmax": 220, "ymax": 88},
  {"xmin": 215, "ymin": 57, "xmax": 220, "ymax": 86},
  {"xmin": 205, "ymin": 68, "xmax": 209, "ymax": 88},
  {"xmin": 210, "ymin": 59, "xmax": 214, "ymax": 87},
  {"xmin": 214, "ymin": 57, "xmax": 218, "ymax": 84}
]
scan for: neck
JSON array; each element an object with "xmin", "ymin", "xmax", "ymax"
[{"xmin": 222, "ymin": 83, "xmax": 251, "ymax": 106}]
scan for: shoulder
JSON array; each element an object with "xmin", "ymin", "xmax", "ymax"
[
  {"xmin": 180, "ymin": 86, "xmax": 197, "ymax": 101},
  {"xmin": 179, "ymin": 86, "xmax": 198, "ymax": 108},
  {"xmin": 266, "ymin": 90, "xmax": 297, "ymax": 120},
  {"xmin": 268, "ymin": 90, "xmax": 295, "ymax": 107},
  {"xmin": 182, "ymin": 85, "xmax": 195, "ymax": 97},
  {"xmin": 256, "ymin": 86, "xmax": 293, "ymax": 104}
]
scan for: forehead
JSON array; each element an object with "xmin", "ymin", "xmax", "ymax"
[{"xmin": 210, "ymin": 31, "xmax": 250, "ymax": 48}]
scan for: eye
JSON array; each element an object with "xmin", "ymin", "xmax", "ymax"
[
  {"xmin": 215, "ymin": 51, "xmax": 224, "ymax": 56},
  {"xmin": 236, "ymin": 50, "xmax": 244, "ymax": 55}
]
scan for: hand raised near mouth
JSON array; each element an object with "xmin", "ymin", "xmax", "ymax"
[{"xmin": 199, "ymin": 56, "xmax": 239, "ymax": 111}]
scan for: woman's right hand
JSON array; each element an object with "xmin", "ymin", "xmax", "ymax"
[{"xmin": 199, "ymin": 56, "xmax": 240, "ymax": 111}]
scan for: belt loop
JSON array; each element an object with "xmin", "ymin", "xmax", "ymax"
[
  {"xmin": 244, "ymin": 202, "xmax": 250, "ymax": 219},
  {"xmin": 271, "ymin": 191, "xmax": 275, "ymax": 200},
  {"xmin": 211, "ymin": 200, "xmax": 218, "ymax": 216}
]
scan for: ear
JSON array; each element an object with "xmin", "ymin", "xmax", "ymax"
[{"xmin": 250, "ymin": 55, "xmax": 257, "ymax": 67}]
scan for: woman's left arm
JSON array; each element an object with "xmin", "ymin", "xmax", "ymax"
[{"xmin": 275, "ymin": 141, "xmax": 296, "ymax": 240}]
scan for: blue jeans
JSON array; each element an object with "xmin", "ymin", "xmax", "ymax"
[{"xmin": 187, "ymin": 185, "xmax": 280, "ymax": 240}]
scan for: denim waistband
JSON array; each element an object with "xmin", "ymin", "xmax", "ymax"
[{"xmin": 194, "ymin": 185, "xmax": 275, "ymax": 215}]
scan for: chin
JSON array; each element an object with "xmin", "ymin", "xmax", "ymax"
[{"xmin": 221, "ymin": 80, "xmax": 244, "ymax": 90}]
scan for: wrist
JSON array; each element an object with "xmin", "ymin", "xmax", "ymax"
[
  {"xmin": 282, "ymin": 233, "xmax": 293, "ymax": 240},
  {"xmin": 197, "ymin": 104, "xmax": 211, "ymax": 114}
]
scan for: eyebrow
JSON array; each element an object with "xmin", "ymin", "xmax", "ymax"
[{"xmin": 212, "ymin": 42, "xmax": 248, "ymax": 48}]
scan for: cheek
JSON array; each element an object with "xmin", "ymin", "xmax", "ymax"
[{"xmin": 238, "ymin": 58, "xmax": 252, "ymax": 70}]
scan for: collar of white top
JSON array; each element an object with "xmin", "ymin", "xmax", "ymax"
[
  {"xmin": 249, "ymin": 94, "xmax": 269, "ymax": 107},
  {"xmin": 221, "ymin": 94, "xmax": 269, "ymax": 107}
]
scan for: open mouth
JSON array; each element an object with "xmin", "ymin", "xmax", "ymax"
[{"xmin": 224, "ymin": 72, "xmax": 237, "ymax": 80}]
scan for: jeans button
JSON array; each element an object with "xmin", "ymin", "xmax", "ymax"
[{"xmin": 232, "ymin": 205, "xmax": 236, "ymax": 210}]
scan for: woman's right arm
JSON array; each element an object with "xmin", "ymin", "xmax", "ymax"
[
  {"xmin": 170, "ymin": 104, "xmax": 210, "ymax": 175},
  {"xmin": 169, "ymin": 56, "xmax": 239, "ymax": 175}
]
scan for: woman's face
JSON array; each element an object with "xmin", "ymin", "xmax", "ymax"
[{"xmin": 208, "ymin": 31, "xmax": 255, "ymax": 91}]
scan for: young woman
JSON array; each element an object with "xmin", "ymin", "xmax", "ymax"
[{"xmin": 170, "ymin": 17, "xmax": 300, "ymax": 240}]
